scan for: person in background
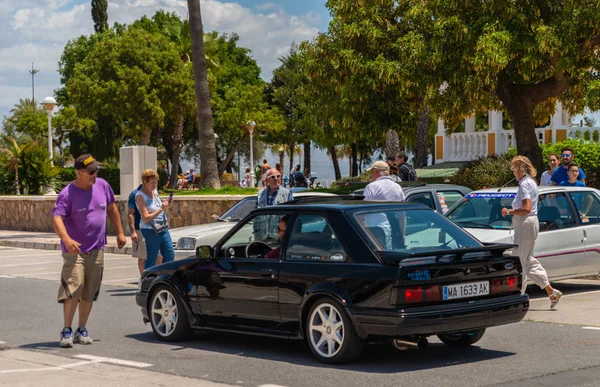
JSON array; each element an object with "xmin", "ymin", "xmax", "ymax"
[
  {"xmin": 128, "ymin": 183, "xmax": 146, "ymax": 274},
  {"xmin": 387, "ymin": 161, "xmax": 402, "ymax": 183},
  {"xmin": 254, "ymin": 168, "xmax": 294, "ymax": 240},
  {"xmin": 397, "ymin": 151, "xmax": 417, "ymax": 182},
  {"xmin": 135, "ymin": 169, "xmax": 175, "ymax": 270},
  {"xmin": 240, "ymin": 167, "xmax": 251, "ymax": 188},
  {"xmin": 558, "ymin": 163, "xmax": 586, "ymax": 187},
  {"xmin": 260, "ymin": 159, "xmax": 271, "ymax": 188},
  {"xmin": 266, "ymin": 215, "xmax": 290, "ymax": 259},
  {"xmin": 501, "ymin": 155, "xmax": 562, "ymax": 309},
  {"xmin": 551, "ymin": 147, "xmax": 585, "ymax": 185},
  {"xmin": 539, "ymin": 153, "xmax": 559, "ymax": 186},
  {"xmin": 52, "ymin": 154, "xmax": 126, "ymax": 348},
  {"xmin": 187, "ymin": 169, "xmax": 195, "ymax": 188}
]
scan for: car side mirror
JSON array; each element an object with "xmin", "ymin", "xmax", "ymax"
[{"xmin": 196, "ymin": 245, "xmax": 213, "ymax": 260}]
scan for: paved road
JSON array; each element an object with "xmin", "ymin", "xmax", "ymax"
[{"xmin": 1, "ymin": 246, "xmax": 600, "ymax": 387}]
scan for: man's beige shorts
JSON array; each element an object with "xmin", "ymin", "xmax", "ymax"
[
  {"xmin": 58, "ymin": 249, "xmax": 104, "ymax": 303},
  {"xmin": 132, "ymin": 230, "xmax": 147, "ymax": 259}
]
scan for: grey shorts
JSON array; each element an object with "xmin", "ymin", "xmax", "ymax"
[{"xmin": 132, "ymin": 230, "xmax": 147, "ymax": 259}]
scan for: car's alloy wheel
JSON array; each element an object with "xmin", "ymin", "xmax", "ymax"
[
  {"xmin": 149, "ymin": 286, "xmax": 190, "ymax": 341},
  {"xmin": 306, "ymin": 298, "xmax": 363, "ymax": 364}
]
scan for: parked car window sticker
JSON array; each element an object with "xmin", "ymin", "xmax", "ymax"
[
  {"xmin": 285, "ymin": 214, "xmax": 348, "ymax": 262},
  {"xmin": 407, "ymin": 192, "xmax": 436, "ymax": 210},
  {"xmin": 569, "ymin": 191, "xmax": 600, "ymax": 224},
  {"xmin": 538, "ymin": 193, "xmax": 577, "ymax": 230},
  {"xmin": 219, "ymin": 213, "xmax": 284, "ymax": 259},
  {"xmin": 437, "ymin": 191, "xmax": 465, "ymax": 213},
  {"xmin": 355, "ymin": 209, "xmax": 481, "ymax": 253}
]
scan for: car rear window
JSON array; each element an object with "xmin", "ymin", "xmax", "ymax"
[{"xmin": 354, "ymin": 208, "xmax": 481, "ymax": 253}]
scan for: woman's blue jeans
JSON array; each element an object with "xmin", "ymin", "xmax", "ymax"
[{"xmin": 140, "ymin": 229, "xmax": 175, "ymax": 269}]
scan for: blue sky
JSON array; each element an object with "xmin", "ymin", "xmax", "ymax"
[{"xmin": 0, "ymin": 0, "xmax": 332, "ymax": 122}]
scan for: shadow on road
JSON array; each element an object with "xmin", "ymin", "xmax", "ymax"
[
  {"xmin": 526, "ymin": 280, "xmax": 600, "ymax": 300},
  {"xmin": 125, "ymin": 331, "xmax": 516, "ymax": 373}
]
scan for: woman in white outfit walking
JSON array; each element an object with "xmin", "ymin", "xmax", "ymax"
[{"xmin": 501, "ymin": 156, "xmax": 562, "ymax": 309}]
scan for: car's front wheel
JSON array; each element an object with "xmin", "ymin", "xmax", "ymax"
[
  {"xmin": 437, "ymin": 328, "xmax": 486, "ymax": 348},
  {"xmin": 306, "ymin": 297, "xmax": 363, "ymax": 364},
  {"xmin": 149, "ymin": 285, "xmax": 190, "ymax": 341}
]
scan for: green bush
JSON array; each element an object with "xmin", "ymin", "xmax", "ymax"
[
  {"xmin": 450, "ymin": 154, "xmax": 514, "ymax": 191},
  {"xmin": 541, "ymin": 139, "xmax": 600, "ymax": 189}
]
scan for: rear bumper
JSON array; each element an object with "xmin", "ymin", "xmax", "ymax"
[{"xmin": 349, "ymin": 293, "xmax": 529, "ymax": 338}]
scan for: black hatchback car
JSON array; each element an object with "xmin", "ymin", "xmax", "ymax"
[
  {"xmin": 351, "ymin": 183, "xmax": 472, "ymax": 214},
  {"xmin": 136, "ymin": 200, "xmax": 528, "ymax": 364}
]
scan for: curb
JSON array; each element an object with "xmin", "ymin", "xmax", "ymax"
[{"xmin": 0, "ymin": 240, "xmax": 132, "ymax": 255}]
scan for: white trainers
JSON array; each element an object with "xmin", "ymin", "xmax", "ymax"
[
  {"xmin": 74, "ymin": 327, "xmax": 93, "ymax": 345},
  {"xmin": 60, "ymin": 327, "xmax": 73, "ymax": 348},
  {"xmin": 550, "ymin": 289, "xmax": 563, "ymax": 309}
]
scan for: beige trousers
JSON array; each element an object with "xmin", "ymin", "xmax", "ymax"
[{"xmin": 512, "ymin": 215, "xmax": 550, "ymax": 291}]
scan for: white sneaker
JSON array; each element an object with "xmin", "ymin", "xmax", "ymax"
[
  {"xmin": 550, "ymin": 289, "xmax": 563, "ymax": 309},
  {"xmin": 74, "ymin": 327, "xmax": 93, "ymax": 345},
  {"xmin": 60, "ymin": 328, "xmax": 73, "ymax": 348}
]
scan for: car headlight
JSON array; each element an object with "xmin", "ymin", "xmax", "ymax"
[{"xmin": 177, "ymin": 237, "xmax": 196, "ymax": 250}]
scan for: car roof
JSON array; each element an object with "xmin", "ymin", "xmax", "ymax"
[{"xmin": 470, "ymin": 186, "xmax": 599, "ymax": 194}]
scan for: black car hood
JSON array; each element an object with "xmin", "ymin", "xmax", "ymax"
[{"xmin": 142, "ymin": 257, "xmax": 198, "ymax": 275}]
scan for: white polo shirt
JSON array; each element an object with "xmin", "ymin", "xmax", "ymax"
[
  {"xmin": 364, "ymin": 176, "xmax": 405, "ymax": 201},
  {"xmin": 512, "ymin": 176, "xmax": 538, "ymax": 215}
]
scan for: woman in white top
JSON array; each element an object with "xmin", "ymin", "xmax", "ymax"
[
  {"xmin": 539, "ymin": 153, "xmax": 560, "ymax": 186},
  {"xmin": 501, "ymin": 156, "xmax": 562, "ymax": 308}
]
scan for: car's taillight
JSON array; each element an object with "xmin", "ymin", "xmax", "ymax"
[
  {"xmin": 491, "ymin": 276, "xmax": 520, "ymax": 294},
  {"xmin": 402, "ymin": 286, "xmax": 441, "ymax": 304}
]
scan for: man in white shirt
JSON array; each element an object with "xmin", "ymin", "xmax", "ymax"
[
  {"xmin": 363, "ymin": 161, "xmax": 405, "ymax": 249},
  {"xmin": 364, "ymin": 160, "xmax": 405, "ymax": 201}
]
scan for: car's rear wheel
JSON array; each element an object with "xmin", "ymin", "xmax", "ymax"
[
  {"xmin": 306, "ymin": 297, "xmax": 363, "ymax": 364},
  {"xmin": 438, "ymin": 329, "xmax": 486, "ymax": 348},
  {"xmin": 149, "ymin": 285, "xmax": 190, "ymax": 341}
]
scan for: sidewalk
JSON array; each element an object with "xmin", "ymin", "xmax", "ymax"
[{"xmin": 0, "ymin": 230, "xmax": 131, "ymax": 255}]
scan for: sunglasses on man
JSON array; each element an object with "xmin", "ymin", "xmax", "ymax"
[{"xmin": 561, "ymin": 153, "xmax": 572, "ymax": 158}]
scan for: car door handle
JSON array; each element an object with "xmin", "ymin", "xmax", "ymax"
[{"xmin": 260, "ymin": 269, "xmax": 275, "ymax": 278}]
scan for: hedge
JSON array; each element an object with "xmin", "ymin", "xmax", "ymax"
[{"xmin": 58, "ymin": 168, "xmax": 121, "ymax": 194}]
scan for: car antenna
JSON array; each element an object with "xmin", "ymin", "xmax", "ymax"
[{"xmin": 497, "ymin": 177, "xmax": 516, "ymax": 192}]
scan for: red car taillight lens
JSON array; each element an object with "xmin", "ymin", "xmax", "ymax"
[
  {"xmin": 491, "ymin": 276, "xmax": 520, "ymax": 294},
  {"xmin": 403, "ymin": 286, "xmax": 441, "ymax": 304}
]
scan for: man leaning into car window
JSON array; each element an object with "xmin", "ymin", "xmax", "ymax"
[{"xmin": 253, "ymin": 168, "xmax": 294, "ymax": 241}]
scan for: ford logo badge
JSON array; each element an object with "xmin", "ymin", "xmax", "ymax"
[{"xmin": 505, "ymin": 263, "xmax": 515, "ymax": 270}]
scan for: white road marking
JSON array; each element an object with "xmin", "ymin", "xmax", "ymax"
[
  {"xmin": 582, "ymin": 327, "xmax": 600, "ymax": 330},
  {"xmin": 0, "ymin": 360, "xmax": 101, "ymax": 374},
  {"xmin": 0, "ymin": 275, "xmax": 16, "ymax": 278},
  {"xmin": 529, "ymin": 288, "xmax": 600, "ymax": 301},
  {"xmin": 73, "ymin": 354, "xmax": 152, "ymax": 368},
  {"xmin": 259, "ymin": 385, "xmax": 290, "ymax": 387}
]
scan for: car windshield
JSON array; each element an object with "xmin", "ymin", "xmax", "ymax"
[
  {"xmin": 353, "ymin": 208, "xmax": 481, "ymax": 254},
  {"xmin": 445, "ymin": 192, "xmax": 515, "ymax": 230},
  {"xmin": 218, "ymin": 197, "xmax": 257, "ymax": 222}
]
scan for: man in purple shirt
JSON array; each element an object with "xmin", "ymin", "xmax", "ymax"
[{"xmin": 52, "ymin": 154, "xmax": 126, "ymax": 348}]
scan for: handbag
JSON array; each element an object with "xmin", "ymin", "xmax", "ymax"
[{"xmin": 151, "ymin": 219, "xmax": 169, "ymax": 235}]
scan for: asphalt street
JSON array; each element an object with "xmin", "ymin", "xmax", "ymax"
[{"xmin": 1, "ymin": 246, "xmax": 600, "ymax": 387}]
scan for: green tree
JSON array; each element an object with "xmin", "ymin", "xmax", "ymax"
[
  {"xmin": 91, "ymin": 0, "xmax": 108, "ymax": 33},
  {"xmin": 0, "ymin": 136, "xmax": 30, "ymax": 194},
  {"xmin": 2, "ymin": 99, "xmax": 47, "ymax": 140},
  {"xmin": 188, "ymin": 0, "xmax": 220, "ymax": 188}
]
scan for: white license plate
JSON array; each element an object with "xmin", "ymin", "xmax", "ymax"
[{"xmin": 443, "ymin": 281, "xmax": 489, "ymax": 300}]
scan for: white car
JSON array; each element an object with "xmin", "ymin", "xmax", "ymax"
[
  {"xmin": 170, "ymin": 192, "xmax": 337, "ymax": 259},
  {"xmin": 445, "ymin": 186, "xmax": 600, "ymax": 282}
]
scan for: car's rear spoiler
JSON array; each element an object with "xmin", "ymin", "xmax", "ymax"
[{"xmin": 376, "ymin": 243, "xmax": 517, "ymax": 264}]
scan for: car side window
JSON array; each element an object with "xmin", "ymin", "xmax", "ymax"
[
  {"xmin": 285, "ymin": 214, "xmax": 349, "ymax": 262},
  {"xmin": 569, "ymin": 191, "xmax": 600, "ymax": 224},
  {"xmin": 437, "ymin": 191, "xmax": 465, "ymax": 213},
  {"xmin": 407, "ymin": 192, "xmax": 436, "ymax": 210},
  {"xmin": 219, "ymin": 213, "xmax": 283, "ymax": 259},
  {"xmin": 538, "ymin": 193, "xmax": 577, "ymax": 231}
]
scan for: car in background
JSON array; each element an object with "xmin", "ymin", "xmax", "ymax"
[
  {"xmin": 445, "ymin": 186, "xmax": 600, "ymax": 281},
  {"xmin": 352, "ymin": 183, "xmax": 472, "ymax": 214},
  {"xmin": 170, "ymin": 192, "xmax": 336, "ymax": 258},
  {"xmin": 137, "ymin": 200, "xmax": 528, "ymax": 364}
]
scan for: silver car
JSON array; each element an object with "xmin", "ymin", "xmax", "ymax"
[{"xmin": 170, "ymin": 192, "xmax": 337, "ymax": 259}]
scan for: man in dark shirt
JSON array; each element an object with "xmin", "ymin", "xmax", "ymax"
[
  {"xmin": 551, "ymin": 147, "xmax": 585, "ymax": 185},
  {"xmin": 266, "ymin": 215, "xmax": 290, "ymax": 259}
]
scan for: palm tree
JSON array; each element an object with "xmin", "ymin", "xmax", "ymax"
[{"xmin": 0, "ymin": 136, "xmax": 30, "ymax": 195}]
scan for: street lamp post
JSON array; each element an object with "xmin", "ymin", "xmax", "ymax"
[
  {"xmin": 246, "ymin": 121, "xmax": 256, "ymax": 188},
  {"xmin": 41, "ymin": 96, "xmax": 57, "ymax": 166}
]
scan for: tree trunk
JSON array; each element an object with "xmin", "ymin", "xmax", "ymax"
[
  {"xmin": 385, "ymin": 130, "xmax": 400, "ymax": 159},
  {"xmin": 188, "ymin": 0, "xmax": 220, "ymax": 188},
  {"xmin": 168, "ymin": 112, "xmax": 184, "ymax": 188},
  {"xmin": 330, "ymin": 146, "xmax": 341, "ymax": 181},
  {"xmin": 15, "ymin": 165, "xmax": 20, "ymax": 195},
  {"xmin": 415, "ymin": 105, "xmax": 430, "ymax": 168},
  {"xmin": 303, "ymin": 141, "xmax": 311, "ymax": 173},
  {"xmin": 278, "ymin": 149, "xmax": 285, "ymax": 175},
  {"xmin": 288, "ymin": 142, "xmax": 295, "ymax": 174},
  {"xmin": 351, "ymin": 143, "xmax": 358, "ymax": 177},
  {"xmin": 218, "ymin": 131, "xmax": 248, "ymax": 175},
  {"xmin": 496, "ymin": 75, "xmax": 567, "ymax": 172},
  {"xmin": 139, "ymin": 129, "xmax": 151, "ymax": 145}
]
